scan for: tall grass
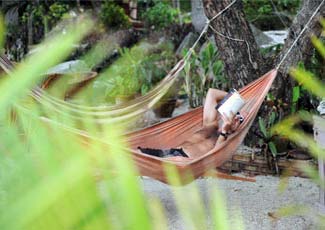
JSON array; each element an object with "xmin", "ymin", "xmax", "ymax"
[{"xmin": 0, "ymin": 15, "xmax": 232, "ymax": 230}]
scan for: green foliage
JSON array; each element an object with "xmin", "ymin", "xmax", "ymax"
[
  {"xmin": 142, "ymin": 1, "xmax": 179, "ymax": 29},
  {"xmin": 99, "ymin": 1, "xmax": 130, "ymax": 29},
  {"xmin": 77, "ymin": 42, "xmax": 176, "ymax": 104},
  {"xmin": 243, "ymin": 0, "xmax": 301, "ymax": 29},
  {"xmin": 243, "ymin": 0, "xmax": 301, "ymax": 20},
  {"xmin": 47, "ymin": 2, "xmax": 70, "ymax": 25},
  {"xmin": 0, "ymin": 16, "xmax": 232, "ymax": 230},
  {"xmin": 137, "ymin": 42, "xmax": 176, "ymax": 95},
  {"xmin": 21, "ymin": 2, "xmax": 69, "ymax": 27},
  {"xmin": 21, "ymin": 2, "xmax": 70, "ymax": 44},
  {"xmin": 98, "ymin": 47, "xmax": 144, "ymax": 99},
  {"xmin": 258, "ymin": 111, "xmax": 279, "ymax": 157},
  {"xmin": 257, "ymin": 93, "xmax": 289, "ymax": 173},
  {"xmin": 290, "ymin": 67, "xmax": 325, "ymax": 99},
  {"xmin": 182, "ymin": 41, "xmax": 227, "ymax": 108}
]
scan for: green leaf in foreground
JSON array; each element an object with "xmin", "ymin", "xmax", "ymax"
[
  {"xmin": 290, "ymin": 67, "xmax": 325, "ymax": 99},
  {"xmin": 0, "ymin": 17, "xmax": 93, "ymax": 111}
]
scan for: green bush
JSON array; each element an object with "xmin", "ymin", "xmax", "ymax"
[
  {"xmin": 21, "ymin": 2, "xmax": 69, "ymax": 26},
  {"xmin": 90, "ymin": 42, "xmax": 176, "ymax": 103},
  {"xmin": 47, "ymin": 2, "xmax": 70, "ymax": 25},
  {"xmin": 243, "ymin": 0, "xmax": 301, "ymax": 29},
  {"xmin": 243, "ymin": 0, "xmax": 301, "ymax": 20},
  {"xmin": 182, "ymin": 42, "xmax": 227, "ymax": 108},
  {"xmin": 99, "ymin": 1, "xmax": 130, "ymax": 29},
  {"xmin": 137, "ymin": 42, "xmax": 176, "ymax": 95},
  {"xmin": 142, "ymin": 2, "xmax": 179, "ymax": 29}
]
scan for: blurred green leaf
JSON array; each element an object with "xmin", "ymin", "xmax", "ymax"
[
  {"xmin": 290, "ymin": 67, "xmax": 325, "ymax": 99},
  {"xmin": 210, "ymin": 183, "xmax": 230, "ymax": 230},
  {"xmin": 311, "ymin": 35, "xmax": 325, "ymax": 59},
  {"xmin": 292, "ymin": 86, "xmax": 300, "ymax": 103},
  {"xmin": 0, "ymin": 18, "xmax": 93, "ymax": 111},
  {"xmin": 274, "ymin": 205, "xmax": 308, "ymax": 218}
]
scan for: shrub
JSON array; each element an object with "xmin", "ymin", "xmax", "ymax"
[
  {"xmin": 47, "ymin": 2, "xmax": 70, "ymax": 26},
  {"xmin": 99, "ymin": 1, "xmax": 130, "ymax": 29},
  {"xmin": 182, "ymin": 42, "xmax": 227, "ymax": 108},
  {"xmin": 142, "ymin": 2, "xmax": 179, "ymax": 29}
]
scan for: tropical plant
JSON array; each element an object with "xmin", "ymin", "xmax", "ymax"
[
  {"xmin": 99, "ymin": 1, "xmax": 131, "ymax": 29},
  {"xmin": 257, "ymin": 111, "xmax": 280, "ymax": 173},
  {"xmin": 136, "ymin": 42, "xmax": 176, "ymax": 95},
  {"xmin": 98, "ymin": 47, "xmax": 143, "ymax": 100},
  {"xmin": 243, "ymin": 0, "xmax": 301, "ymax": 29},
  {"xmin": 81, "ymin": 42, "xmax": 176, "ymax": 104},
  {"xmin": 142, "ymin": 1, "xmax": 179, "ymax": 29},
  {"xmin": 182, "ymin": 41, "xmax": 227, "ymax": 108},
  {"xmin": 21, "ymin": 2, "xmax": 70, "ymax": 38}
]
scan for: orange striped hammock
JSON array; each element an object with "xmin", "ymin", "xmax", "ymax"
[{"xmin": 126, "ymin": 69, "xmax": 277, "ymax": 184}]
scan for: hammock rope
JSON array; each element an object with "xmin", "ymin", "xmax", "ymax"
[{"xmin": 276, "ymin": 0, "xmax": 325, "ymax": 70}]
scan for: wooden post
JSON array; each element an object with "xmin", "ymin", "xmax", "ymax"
[{"xmin": 314, "ymin": 100, "xmax": 325, "ymax": 208}]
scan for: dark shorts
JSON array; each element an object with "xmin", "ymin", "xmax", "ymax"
[{"xmin": 138, "ymin": 147, "xmax": 189, "ymax": 158}]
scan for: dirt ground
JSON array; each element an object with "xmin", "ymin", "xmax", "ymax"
[{"xmin": 141, "ymin": 175, "xmax": 322, "ymax": 230}]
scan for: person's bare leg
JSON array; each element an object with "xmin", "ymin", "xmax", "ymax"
[{"xmin": 203, "ymin": 88, "xmax": 227, "ymax": 128}]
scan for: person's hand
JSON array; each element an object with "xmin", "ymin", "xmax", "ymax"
[
  {"xmin": 220, "ymin": 112, "xmax": 234, "ymax": 133},
  {"xmin": 231, "ymin": 114, "xmax": 241, "ymax": 131}
]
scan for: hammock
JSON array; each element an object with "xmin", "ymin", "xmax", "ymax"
[
  {"xmin": 0, "ymin": 54, "xmax": 98, "ymax": 100},
  {"xmin": 0, "ymin": 53, "xmax": 186, "ymax": 123},
  {"xmin": 127, "ymin": 69, "xmax": 277, "ymax": 183}
]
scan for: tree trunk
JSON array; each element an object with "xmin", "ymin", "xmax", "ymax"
[
  {"xmin": 202, "ymin": 0, "xmax": 268, "ymax": 89},
  {"xmin": 203, "ymin": 0, "xmax": 325, "ymax": 101},
  {"xmin": 273, "ymin": 0, "xmax": 325, "ymax": 102},
  {"xmin": 202, "ymin": 0, "xmax": 325, "ymax": 145}
]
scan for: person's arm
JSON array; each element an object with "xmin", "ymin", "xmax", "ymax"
[{"xmin": 203, "ymin": 88, "xmax": 227, "ymax": 128}]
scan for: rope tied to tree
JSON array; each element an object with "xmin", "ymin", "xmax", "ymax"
[
  {"xmin": 276, "ymin": 0, "xmax": 325, "ymax": 70},
  {"xmin": 183, "ymin": 0, "xmax": 238, "ymax": 61}
]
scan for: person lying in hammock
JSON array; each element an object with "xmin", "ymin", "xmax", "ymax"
[{"xmin": 138, "ymin": 88, "xmax": 244, "ymax": 158}]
